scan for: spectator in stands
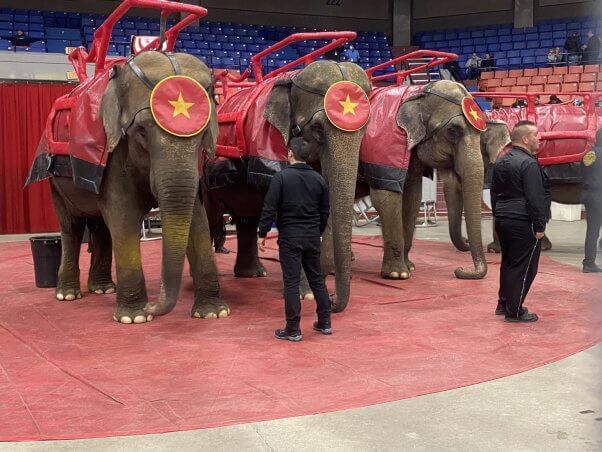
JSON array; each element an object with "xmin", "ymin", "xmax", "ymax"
[
  {"xmin": 547, "ymin": 48, "xmax": 560, "ymax": 65},
  {"xmin": 564, "ymin": 31, "xmax": 582, "ymax": 64},
  {"xmin": 547, "ymin": 95, "xmax": 562, "ymax": 104},
  {"xmin": 491, "ymin": 120, "xmax": 551, "ymax": 323},
  {"xmin": 444, "ymin": 60, "xmax": 464, "ymax": 81},
  {"xmin": 554, "ymin": 47, "xmax": 563, "ymax": 63},
  {"xmin": 343, "ymin": 45, "xmax": 360, "ymax": 63},
  {"xmin": 581, "ymin": 128, "xmax": 602, "ymax": 273},
  {"xmin": 511, "ymin": 98, "xmax": 527, "ymax": 108},
  {"xmin": 465, "ymin": 52, "xmax": 481, "ymax": 79},
  {"xmin": 480, "ymin": 53, "xmax": 495, "ymax": 72},
  {"xmin": 325, "ymin": 43, "xmax": 343, "ymax": 61},
  {"xmin": 582, "ymin": 29, "xmax": 600, "ymax": 64},
  {"xmin": 4, "ymin": 29, "xmax": 38, "ymax": 49}
]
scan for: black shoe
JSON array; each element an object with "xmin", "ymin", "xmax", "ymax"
[
  {"xmin": 583, "ymin": 263, "xmax": 602, "ymax": 273},
  {"xmin": 274, "ymin": 328, "xmax": 302, "ymax": 342},
  {"xmin": 313, "ymin": 321, "xmax": 332, "ymax": 335},
  {"xmin": 505, "ymin": 312, "xmax": 539, "ymax": 323},
  {"xmin": 215, "ymin": 246, "xmax": 230, "ymax": 254},
  {"xmin": 496, "ymin": 303, "xmax": 528, "ymax": 316}
]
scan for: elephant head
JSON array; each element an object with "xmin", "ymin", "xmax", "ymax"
[
  {"xmin": 101, "ymin": 51, "xmax": 218, "ymax": 316},
  {"xmin": 264, "ymin": 60, "xmax": 371, "ymax": 312},
  {"xmin": 397, "ymin": 80, "xmax": 495, "ymax": 279}
]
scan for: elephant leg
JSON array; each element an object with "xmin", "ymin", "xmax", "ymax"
[
  {"xmin": 487, "ymin": 217, "xmax": 501, "ymax": 253},
  {"xmin": 187, "ymin": 197, "xmax": 229, "ymax": 319},
  {"xmin": 86, "ymin": 217, "xmax": 116, "ymax": 294},
  {"xmin": 51, "ymin": 184, "xmax": 85, "ymax": 301},
  {"xmin": 401, "ymin": 158, "xmax": 425, "ymax": 272},
  {"xmin": 103, "ymin": 208, "xmax": 151, "ymax": 324},
  {"xmin": 233, "ymin": 216, "xmax": 267, "ymax": 277},
  {"xmin": 370, "ymin": 188, "xmax": 409, "ymax": 279}
]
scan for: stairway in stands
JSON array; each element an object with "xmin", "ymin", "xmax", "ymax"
[{"xmin": 407, "ymin": 56, "xmax": 442, "ymax": 84}]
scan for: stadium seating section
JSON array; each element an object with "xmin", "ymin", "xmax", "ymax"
[
  {"xmin": 0, "ymin": 8, "xmax": 393, "ymax": 75},
  {"xmin": 414, "ymin": 17, "xmax": 602, "ymax": 69}
]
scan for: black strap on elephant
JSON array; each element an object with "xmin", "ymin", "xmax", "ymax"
[{"xmin": 289, "ymin": 61, "xmax": 351, "ymax": 138}]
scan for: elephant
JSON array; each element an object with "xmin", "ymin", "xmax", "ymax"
[
  {"xmin": 350, "ymin": 80, "xmax": 507, "ymax": 281},
  {"xmin": 204, "ymin": 60, "xmax": 371, "ymax": 312},
  {"xmin": 31, "ymin": 51, "xmax": 228, "ymax": 323}
]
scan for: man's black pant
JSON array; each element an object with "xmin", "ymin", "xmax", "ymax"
[
  {"xmin": 584, "ymin": 197, "xmax": 602, "ymax": 266},
  {"xmin": 278, "ymin": 236, "xmax": 331, "ymax": 331},
  {"xmin": 495, "ymin": 218, "xmax": 543, "ymax": 318}
]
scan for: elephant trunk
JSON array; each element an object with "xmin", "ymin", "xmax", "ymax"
[
  {"xmin": 442, "ymin": 170, "xmax": 470, "ymax": 252},
  {"xmin": 454, "ymin": 137, "xmax": 487, "ymax": 279},
  {"xmin": 321, "ymin": 130, "xmax": 362, "ymax": 312},
  {"xmin": 145, "ymin": 164, "xmax": 199, "ymax": 316}
]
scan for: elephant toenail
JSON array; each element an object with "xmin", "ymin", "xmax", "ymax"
[
  {"xmin": 133, "ymin": 315, "xmax": 146, "ymax": 324},
  {"xmin": 120, "ymin": 316, "xmax": 132, "ymax": 324},
  {"xmin": 193, "ymin": 312, "xmax": 201, "ymax": 318},
  {"xmin": 146, "ymin": 315, "xmax": 153, "ymax": 322},
  {"xmin": 106, "ymin": 288, "xmax": 115, "ymax": 294},
  {"xmin": 218, "ymin": 310, "xmax": 228, "ymax": 318},
  {"xmin": 65, "ymin": 294, "xmax": 75, "ymax": 301},
  {"xmin": 94, "ymin": 289, "xmax": 103, "ymax": 294},
  {"xmin": 56, "ymin": 293, "xmax": 64, "ymax": 301},
  {"xmin": 205, "ymin": 312, "xmax": 217, "ymax": 319}
]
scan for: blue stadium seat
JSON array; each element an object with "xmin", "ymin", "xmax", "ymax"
[
  {"xmin": 458, "ymin": 31, "xmax": 470, "ymax": 39},
  {"xmin": 522, "ymin": 49, "xmax": 535, "ymax": 57},
  {"xmin": 445, "ymin": 32, "xmax": 457, "ymax": 40},
  {"xmin": 29, "ymin": 31, "xmax": 44, "ymax": 38},
  {"xmin": 553, "ymin": 38, "xmax": 565, "ymax": 46},
  {"xmin": 475, "ymin": 45, "xmax": 486, "ymax": 53},
  {"xmin": 209, "ymin": 42, "xmax": 221, "ymax": 50},
  {"xmin": 552, "ymin": 23, "xmax": 566, "ymax": 31},
  {"xmin": 497, "ymin": 58, "xmax": 508, "ymax": 67},
  {"xmin": 485, "ymin": 36, "xmax": 497, "ymax": 44},
  {"xmin": 448, "ymin": 39, "xmax": 460, "ymax": 47},
  {"xmin": 513, "ymin": 42, "xmax": 526, "ymax": 50},
  {"xmin": 498, "ymin": 35, "xmax": 511, "ymax": 43},
  {"xmin": 522, "ymin": 56, "xmax": 535, "ymax": 65},
  {"xmin": 488, "ymin": 43, "xmax": 500, "ymax": 52},
  {"xmin": 511, "ymin": 34, "xmax": 524, "ymax": 42},
  {"xmin": 500, "ymin": 42, "xmax": 512, "ymax": 51},
  {"xmin": 484, "ymin": 29, "xmax": 497, "ymax": 37},
  {"xmin": 471, "ymin": 31, "xmax": 484, "ymax": 38},
  {"xmin": 535, "ymin": 48, "xmax": 549, "ymax": 56},
  {"xmin": 525, "ymin": 33, "xmax": 538, "ymax": 40},
  {"xmin": 497, "ymin": 27, "xmax": 511, "ymax": 36},
  {"xmin": 507, "ymin": 50, "xmax": 520, "ymax": 58},
  {"xmin": 493, "ymin": 51, "xmax": 506, "ymax": 59},
  {"xmin": 538, "ymin": 24, "xmax": 553, "ymax": 32},
  {"xmin": 552, "ymin": 30, "xmax": 566, "ymax": 39},
  {"xmin": 460, "ymin": 38, "xmax": 473, "ymax": 46},
  {"xmin": 508, "ymin": 57, "xmax": 521, "ymax": 66},
  {"xmin": 0, "ymin": 39, "xmax": 12, "ymax": 50},
  {"xmin": 535, "ymin": 55, "xmax": 548, "ymax": 64},
  {"xmin": 539, "ymin": 31, "xmax": 553, "ymax": 40}
]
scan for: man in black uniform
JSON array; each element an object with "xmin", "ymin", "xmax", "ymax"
[
  {"xmin": 581, "ymin": 129, "xmax": 602, "ymax": 273},
  {"xmin": 257, "ymin": 137, "xmax": 331, "ymax": 341},
  {"xmin": 491, "ymin": 120, "xmax": 551, "ymax": 323}
]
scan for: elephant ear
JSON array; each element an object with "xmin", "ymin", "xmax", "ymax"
[
  {"xmin": 397, "ymin": 95, "xmax": 428, "ymax": 151},
  {"xmin": 101, "ymin": 67, "xmax": 123, "ymax": 153},
  {"xmin": 201, "ymin": 102, "xmax": 219, "ymax": 157},
  {"xmin": 481, "ymin": 121, "xmax": 510, "ymax": 164},
  {"xmin": 264, "ymin": 78, "xmax": 292, "ymax": 144}
]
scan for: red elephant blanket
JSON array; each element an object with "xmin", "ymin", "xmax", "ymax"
[
  {"xmin": 358, "ymin": 84, "xmax": 425, "ymax": 192},
  {"xmin": 26, "ymin": 58, "xmax": 126, "ymax": 194}
]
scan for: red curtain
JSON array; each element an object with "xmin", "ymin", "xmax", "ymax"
[{"xmin": 0, "ymin": 82, "xmax": 74, "ymax": 234}]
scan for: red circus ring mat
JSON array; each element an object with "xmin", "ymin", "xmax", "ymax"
[{"xmin": 0, "ymin": 235, "xmax": 600, "ymax": 441}]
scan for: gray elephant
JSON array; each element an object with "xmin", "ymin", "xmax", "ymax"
[
  {"xmin": 349, "ymin": 80, "xmax": 507, "ymax": 281},
  {"xmin": 26, "ymin": 51, "xmax": 228, "ymax": 323},
  {"xmin": 204, "ymin": 60, "xmax": 371, "ymax": 312}
]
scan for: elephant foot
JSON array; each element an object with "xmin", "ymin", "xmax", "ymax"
[
  {"xmin": 234, "ymin": 260, "xmax": 267, "ymax": 278},
  {"xmin": 407, "ymin": 259, "xmax": 415, "ymax": 272},
  {"xmin": 541, "ymin": 237, "xmax": 552, "ymax": 251},
  {"xmin": 113, "ymin": 304, "xmax": 153, "ymax": 324},
  {"xmin": 192, "ymin": 301, "xmax": 230, "ymax": 319},
  {"xmin": 56, "ymin": 281, "xmax": 83, "ymax": 301},
  {"xmin": 88, "ymin": 279, "xmax": 116, "ymax": 295},
  {"xmin": 487, "ymin": 241, "xmax": 501, "ymax": 253},
  {"xmin": 380, "ymin": 264, "xmax": 411, "ymax": 280},
  {"xmin": 302, "ymin": 291, "xmax": 315, "ymax": 301}
]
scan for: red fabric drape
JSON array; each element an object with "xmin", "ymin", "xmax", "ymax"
[{"xmin": 0, "ymin": 82, "xmax": 75, "ymax": 234}]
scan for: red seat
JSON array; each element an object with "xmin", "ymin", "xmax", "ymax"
[
  {"xmin": 501, "ymin": 77, "xmax": 516, "ymax": 87},
  {"xmin": 486, "ymin": 78, "xmax": 502, "ymax": 88},
  {"xmin": 510, "ymin": 86, "xmax": 524, "ymax": 93},
  {"xmin": 523, "ymin": 68, "xmax": 538, "ymax": 77},
  {"xmin": 517, "ymin": 76, "xmax": 531, "ymax": 86},
  {"xmin": 553, "ymin": 66, "xmax": 568, "ymax": 75},
  {"xmin": 597, "ymin": 81, "xmax": 602, "ymax": 91},
  {"xmin": 528, "ymin": 84, "xmax": 544, "ymax": 92},
  {"xmin": 480, "ymin": 72, "xmax": 494, "ymax": 80},
  {"xmin": 538, "ymin": 67, "xmax": 553, "ymax": 76},
  {"xmin": 544, "ymin": 84, "xmax": 561, "ymax": 92},
  {"xmin": 547, "ymin": 74, "xmax": 563, "ymax": 84},
  {"xmin": 584, "ymin": 64, "xmax": 600, "ymax": 73},
  {"xmin": 494, "ymin": 70, "xmax": 509, "ymax": 79},
  {"xmin": 531, "ymin": 75, "xmax": 547, "ymax": 85},
  {"xmin": 509, "ymin": 69, "xmax": 523, "ymax": 78},
  {"xmin": 561, "ymin": 83, "xmax": 578, "ymax": 92},
  {"xmin": 563, "ymin": 73, "xmax": 580, "ymax": 83},
  {"xmin": 568, "ymin": 65, "xmax": 584, "ymax": 74},
  {"xmin": 580, "ymin": 72, "xmax": 597, "ymax": 82},
  {"xmin": 578, "ymin": 82, "xmax": 595, "ymax": 92},
  {"xmin": 502, "ymin": 97, "xmax": 516, "ymax": 107}
]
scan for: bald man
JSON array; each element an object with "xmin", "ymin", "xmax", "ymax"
[{"xmin": 490, "ymin": 120, "xmax": 551, "ymax": 323}]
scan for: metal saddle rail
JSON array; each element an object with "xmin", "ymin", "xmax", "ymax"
[
  {"xmin": 68, "ymin": 0, "xmax": 209, "ymax": 82},
  {"xmin": 473, "ymin": 90, "xmax": 601, "ymax": 165},
  {"xmin": 215, "ymin": 31, "xmax": 357, "ymax": 99},
  {"xmin": 365, "ymin": 50, "xmax": 458, "ymax": 85}
]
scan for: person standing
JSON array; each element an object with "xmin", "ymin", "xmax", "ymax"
[
  {"xmin": 343, "ymin": 44, "xmax": 360, "ymax": 63},
  {"xmin": 257, "ymin": 137, "xmax": 332, "ymax": 341},
  {"xmin": 582, "ymin": 29, "xmax": 601, "ymax": 64},
  {"xmin": 581, "ymin": 129, "xmax": 602, "ymax": 273},
  {"xmin": 491, "ymin": 120, "xmax": 551, "ymax": 323}
]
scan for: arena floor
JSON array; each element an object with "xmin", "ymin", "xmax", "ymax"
[{"xmin": 0, "ymin": 219, "xmax": 600, "ymax": 451}]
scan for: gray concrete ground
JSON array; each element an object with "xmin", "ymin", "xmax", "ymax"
[{"xmin": 1, "ymin": 219, "xmax": 600, "ymax": 451}]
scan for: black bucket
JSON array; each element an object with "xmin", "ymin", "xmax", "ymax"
[{"xmin": 30, "ymin": 235, "xmax": 62, "ymax": 288}]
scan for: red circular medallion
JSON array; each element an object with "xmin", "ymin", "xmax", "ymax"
[
  {"xmin": 461, "ymin": 97, "xmax": 487, "ymax": 132},
  {"xmin": 324, "ymin": 81, "xmax": 370, "ymax": 132},
  {"xmin": 150, "ymin": 75, "xmax": 212, "ymax": 137}
]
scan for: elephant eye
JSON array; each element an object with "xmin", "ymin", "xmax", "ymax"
[{"xmin": 445, "ymin": 123, "xmax": 464, "ymax": 142}]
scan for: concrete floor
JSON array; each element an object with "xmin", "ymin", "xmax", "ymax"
[{"xmin": 1, "ymin": 219, "xmax": 600, "ymax": 451}]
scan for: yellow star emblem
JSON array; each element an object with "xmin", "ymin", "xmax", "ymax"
[
  {"xmin": 469, "ymin": 107, "xmax": 480, "ymax": 122},
  {"xmin": 168, "ymin": 92, "xmax": 194, "ymax": 119},
  {"xmin": 339, "ymin": 94, "xmax": 359, "ymax": 116}
]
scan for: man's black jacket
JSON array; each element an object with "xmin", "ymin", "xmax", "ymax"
[
  {"xmin": 491, "ymin": 146, "xmax": 551, "ymax": 233},
  {"xmin": 582, "ymin": 144, "xmax": 602, "ymax": 202},
  {"xmin": 258, "ymin": 163, "xmax": 330, "ymax": 239}
]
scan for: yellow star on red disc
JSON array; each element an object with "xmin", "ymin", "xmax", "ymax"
[
  {"xmin": 324, "ymin": 81, "xmax": 370, "ymax": 132},
  {"xmin": 168, "ymin": 92, "xmax": 194, "ymax": 119}
]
